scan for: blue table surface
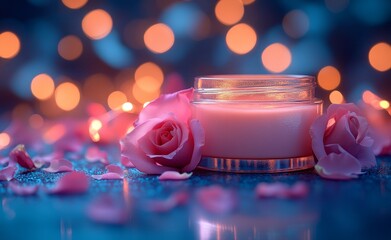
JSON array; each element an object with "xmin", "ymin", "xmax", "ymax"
[{"xmin": 1, "ymin": 153, "xmax": 391, "ymax": 240}]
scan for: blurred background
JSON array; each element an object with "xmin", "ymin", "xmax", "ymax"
[{"xmin": 0, "ymin": 0, "xmax": 390, "ymax": 119}]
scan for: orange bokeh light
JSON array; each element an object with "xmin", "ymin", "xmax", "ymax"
[
  {"xmin": 43, "ymin": 124, "xmax": 66, "ymax": 144},
  {"xmin": 317, "ymin": 66, "xmax": 341, "ymax": 91},
  {"xmin": 132, "ymin": 84, "xmax": 160, "ymax": 104},
  {"xmin": 58, "ymin": 35, "xmax": 83, "ymax": 61},
  {"xmin": 144, "ymin": 23, "xmax": 175, "ymax": 54},
  {"xmin": 0, "ymin": 31, "xmax": 21, "ymax": 59},
  {"xmin": 368, "ymin": 42, "xmax": 391, "ymax": 72},
  {"xmin": 0, "ymin": 132, "xmax": 11, "ymax": 150},
  {"xmin": 215, "ymin": 0, "xmax": 244, "ymax": 26},
  {"xmin": 226, "ymin": 23, "xmax": 257, "ymax": 55},
  {"xmin": 82, "ymin": 9, "xmax": 113, "ymax": 40},
  {"xmin": 107, "ymin": 91, "xmax": 128, "ymax": 110},
  {"xmin": 329, "ymin": 90, "xmax": 344, "ymax": 104},
  {"xmin": 121, "ymin": 102, "xmax": 134, "ymax": 112},
  {"xmin": 29, "ymin": 114, "xmax": 44, "ymax": 129},
  {"xmin": 89, "ymin": 118, "xmax": 102, "ymax": 142},
  {"xmin": 379, "ymin": 100, "xmax": 390, "ymax": 109},
  {"xmin": 241, "ymin": 0, "xmax": 255, "ymax": 5},
  {"xmin": 55, "ymin": 82, "xmax": 80, "ymax": 111},
  {"xmin": 135, "ymin": 62, "xmax": 164, "ymax": 93},
  {"xmin": 31, "ymin": 73, "xmax": 55, "ymax": 100},
  {"xmin": 261, "ymin": 43, "xmax": 292, "ymax": 73},
  {"xmin": 61, "ymin": 0, "xmax": 88, "ymax": 9}
]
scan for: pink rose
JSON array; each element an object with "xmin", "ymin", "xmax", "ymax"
[
  {"xmin": 120, "ymin": 88, "xmax": 205, "ymax": 174},
  {"xmin": 310, "ymin": 103, "xmax": 376, "ymax": 180}
]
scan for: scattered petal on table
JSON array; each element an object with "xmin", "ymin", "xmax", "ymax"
[
  {"xmin": 43, "ymin": 159, "xmax": 73, "ymax": 173},
  {"xmin": 0, "ymin": 157, "xmax": 10, "ymax": 166},
  {"xmin": 47, "ymin": 172, "xmax": 89, "ymax": 195},
  {"xmin": 196, "ymin": 185, "xmax": 237, "ymax": 214},
  {"xmin": 8, "ymin": 181, "xmax": 38, "ymax": 196},
  {"xmin": 85, "ymin": 146, "xmax": 109, "ymax": 164},
  {"xmin": 0, "ymin": 166, "xmax": 17, "ymax": 181},
  {"xmin": 9, "ymin": 144, "xmax": 35, "ymax": 170},
  {"xmin": 255, "ymin": 182, "xmax": 309, "ymax": 199},
  {"xmin": 147, "ymin": 191, "xmax": 189, "ymax": 213},
  {"xmin": 158, "ymin": 171, "xmax": 192, "ymax": 181},
  {"xmin": 32, "ymin": 151, "xmax": 64, "ymax": 168},
  {"xmin": 87, "ymin": 195, "xmax": 129, "ymax": 224},
  {"xmin": 120, "ymin": 156, "xmax": 135, "ymax": 168},
  {"xmin": 92, "ymin": 164, "xmax": 124, "ymax": 180}
]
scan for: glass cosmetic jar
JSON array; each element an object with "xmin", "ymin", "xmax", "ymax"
[{"xmin": 192, "ymin": 75, "xmax": 323, "ymax": 173}]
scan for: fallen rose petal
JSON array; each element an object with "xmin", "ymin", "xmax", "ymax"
[
  {"xmin": 9, "ymin": 144, "xmax": 35, "ymax": 170},
  {"xmin": 85, "ymin": 146, "xmax": 109, "ymax": 164},
  {"xmin": 87, "ymin": 195, "xmax": 129, "ymax": 224},
  {"xmin": 32, "ymin": 151, "xmax": 64, "ymax": 168},
  {"xmin": 92, "ymin": 164, "xmax": 124, "ymax": 180},
  {"xmin": 8, "ymin": 182, "xmax": 38, "ymax": 196},
  {"xmin": 196, "ymin": 185, "xmax": 236, "ymax": 214},
  {"xmin": 158, "ymin": 171, "xmax": 192, "ymax": 181},
  {"xmin": 120, "ymin": 156, "xmax": 135, "ymax": 168},
  {"xmin": 0, "ymin": 157, "xmax": 10, "ymax": 166},
  {"xmin": 255, "ymin": 182, "xmax": 309, "ymax": 199},
  {"xmin": 47, "ymin": 172, "xmax": 89, "ymax": 195},
  {"xmin": 147, "ymin": 191, "xmax": 189, "ymax": 213},
  {"xmin": 43, "ymin": 159, "xmax": 73, "ymax": 173},
  {"xmin": 0, "ymin": 166, "xmax": 17, "ymax": 181}
]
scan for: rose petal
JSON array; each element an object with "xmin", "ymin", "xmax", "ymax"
[
  {"xmin": 0, "ymin": 166, "xmax": 17, "ymax": 181},
  {"xmin": 87, "ymin": 195, "xmax": 129, "ymax": 224},
  {"xmin": 182, "ymin": 119, "xmax": 205, "ymax": 172},
  {"xmin": 136, "ymin": 88, "xmax": 193, "ymax": 126},
  {"xmin": 8, "ymin": 182, "xmax": 38, "ymax": 196},
  {"xmin": 32, "ymin": 151, "xmax": 64, "ymax": 169},
  {"xmin": 196, "ymin": 185, "xmax": 236, "ymax": 214},
  {"xmin": 47, "ymin": 172, "xmax": 89, "ymax": 195},
  {"xmin": 158, "ymin": 171, "xmax": 192, "ymax": 181},
  {"xmin": 92, "ymin": 164, "xmax": 124, "ymax": 180},
  {"xmin": 43, "ymin": 159, "xmax": 73, "ymax": 173},
  {"xmin": 9, "ymin": 144, "xmax": 35, "ymax": 170},
  {"xmin": 255, "ymin": 182, "xmax": 309, "ymax": 199},
  {"xmin": 147, "ymin": 191, "xmax": 189, "ymax": 213},
  {"xmin": 120, "ymin": 156, "xmax": 135, "ymax": 168},
  {"xmin": 0, "ymin": 157, "xmax": 10, "ymax": 166},
  {"xmin": 315, "ymin": 144, "xmax": 362, "ymax": 180},
  {"xmin": 85, "ymin": 146, "xmax": 109, "ymax": 165}
]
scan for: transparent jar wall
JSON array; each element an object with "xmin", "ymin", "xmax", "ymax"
[{"xmin": 192, "ymin": 75, "xmax": 323, "ymax": 173}]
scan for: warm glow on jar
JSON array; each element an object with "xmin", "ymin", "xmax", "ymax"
[
  {"xmin": 261, "ymin": 43, "xmax": 292, "ymax": 73},
  {"xmin": 144, "ymin": 23, "xmax": 175, "ymax": 54},
  {"xmin": 226, "ymin": 23, "xmax": 257, "ymax": 55},
  {"xmin": 0, "ymin": 31, "xmax": 21, "ymax": 59},
  {"xmin": 31, "ymin": 73, "xmax": 55, "ymax": 100},
  {"xmin": 368, "ymin": 42, "xmax": 391, "ymax": 72},
  {"xmin": 215, "ymin": 0, "xmax": 244, "ymax": 26},
  {"xmin": 135, "ymin": 62, "xmax": 164, "ymax": 92},
  {"xmin": 329, "ymin": 90, "xmax": 344, "ymax": 104},
  {"xmin": 107, "ymin": 91, "xmax": 128, "ymax": 110},
  {"xmin": 58, "ymin": 35, "xmax": 83, "ymax": 60},
  {"xmin": 55, "ymin": 82, "xmax": 80, "ymax": 111},
  {"xmin": 82, "ymin": 9, "xmax": 113, "ymax": 40},
  {"xmin": 317, "ymin": 66, "xmax": 341, "ymax": 91},
  {"xmin": 61, "ymin": 0, "xmax": 88, "ymax": 9}
]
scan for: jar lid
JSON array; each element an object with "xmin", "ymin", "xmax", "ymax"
[{"xmin": 193, "ymin": 75, "xmax": 316, "ymax": 103}]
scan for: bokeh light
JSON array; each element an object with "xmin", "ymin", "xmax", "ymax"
[
  {"xmin": 282, "ymin": 10, "xmax": 309, "ymax": 39},
  {"xmin": 317, "ymin": 66, "xmax": 341, "ymax": 91},
  {"xmin": 0, "ymin": 31, "xmax": 21, "ymax": 59},
  {"xmin": 135, "ymin": 62, "xmax": 164, "ymax": 92},
  {"xmin": 31, "ymin": 73, "xmax": 55, "ymax": 100},
  {"xmin": 368, "ymin": 42, "xmax": 391, "ymax": 72},
  {"xmin": 144, "ymin": 23, "xmax": 175, "ymax": 54},
  {"xmin": 29, "ymin": 114, "xmax": 44, "ymax": 129},
  {"xmin": 43, "ymin": 124, "xmax": 66, "ymax": 144},
  {"xmin": 82, "ymin": 9, "xmax": 113, "ymax": 40},
  {"xmin": 215, "ymin": 0, "xmax": 244, "ymax": 26},
  {"xmin": 132, "ymin": 84, "xmax": 160, "ymax": 104},
  {"xmin": 241, "ymin": 0, "xmax": 255, "ymax": 5},
  {"xmin": 107, "ymin": 91, "xmax": 128, "ymax": 110},
  {"xmin": 58, "ymin": 35, "xmax": 83, "ymax": 61},
  {"xmin": 226, "ymin": 23, "xmax": 257, "ymax": 55},
  {"xmin": 61, "ymin": 0, "xmax": 88, "ymax": 9},
  {"xmin": 55, "ymin": 82, "xmax": 80, "ymax": 111},
  {"xmin": 261, "ymin": 43, "xmax": 292, "ymax": 73},
  {"xmin": 0, "ymin": 132, "xmax": 11, "ymax": 150},
  {"xmin": 329, "ymin": 90, "xmax": 344, "ymax": 104},
  {"xmin": 121, "ymin": 102, "xmax": 134, "ymax": 112},
  {"xmin": 89, "ymin": 119, "xmax": 102, "ymax": 142},
  {"xmin": 379, "ymin": 100, "xmax": 390, "ymax": 109}
]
